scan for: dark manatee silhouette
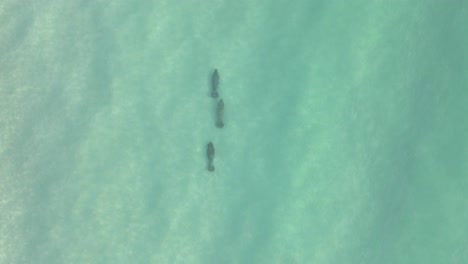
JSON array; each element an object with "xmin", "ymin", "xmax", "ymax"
[
  {"xmin": 211, "ymin": 69, "xmax": 219, "ymax": 98},
  {"xmin": 216, "ymin": 99, "xmax": 224, "ymax": 128},
  {"xmin": 207, "ymin": 142, "xmax": 215, "ymax": 172}
]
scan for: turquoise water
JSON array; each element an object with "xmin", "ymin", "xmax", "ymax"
[{"xmin": 1, "ymin": 1, "xmax": 467, "ymax": 263}]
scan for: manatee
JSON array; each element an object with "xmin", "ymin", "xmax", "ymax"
[
  {"xmin": 207, "ymin": 142, "xmax": 215, "ymax": 172},
  {"xmin": 216, "ymin": 99, "xmax": 224, "ymax": 128},
  {"xmin": 211, "ymin": 69, "xmax": 219, "ymax": 98}
]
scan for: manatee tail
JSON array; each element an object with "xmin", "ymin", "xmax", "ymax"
[
  {"xmin": 208, "ymin": 164, "xmax": 215, "ymax": 172},
  {"xmin": 216, "ymin": 120, "xmax": 224, "ymax": 128},
  {"xmin": 211, "ymin": 91, "xmax": 219, "ymax": 98}
]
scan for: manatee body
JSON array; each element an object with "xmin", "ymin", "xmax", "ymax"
[
  {"xmin": 211, "ymin": 69, "xmax": 219, "ymax": 98},
  {"xmin": 207, "ymin": 142, "xmax": 215, "ymax": 172},
  {"xmin": 216, "ymin": 99, "xmax": 224, "ymax": 128}
]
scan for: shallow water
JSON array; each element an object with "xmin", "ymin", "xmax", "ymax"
[{"xmin": 1, "ymin": 1, "xmax": 467, "ymax": 263}]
